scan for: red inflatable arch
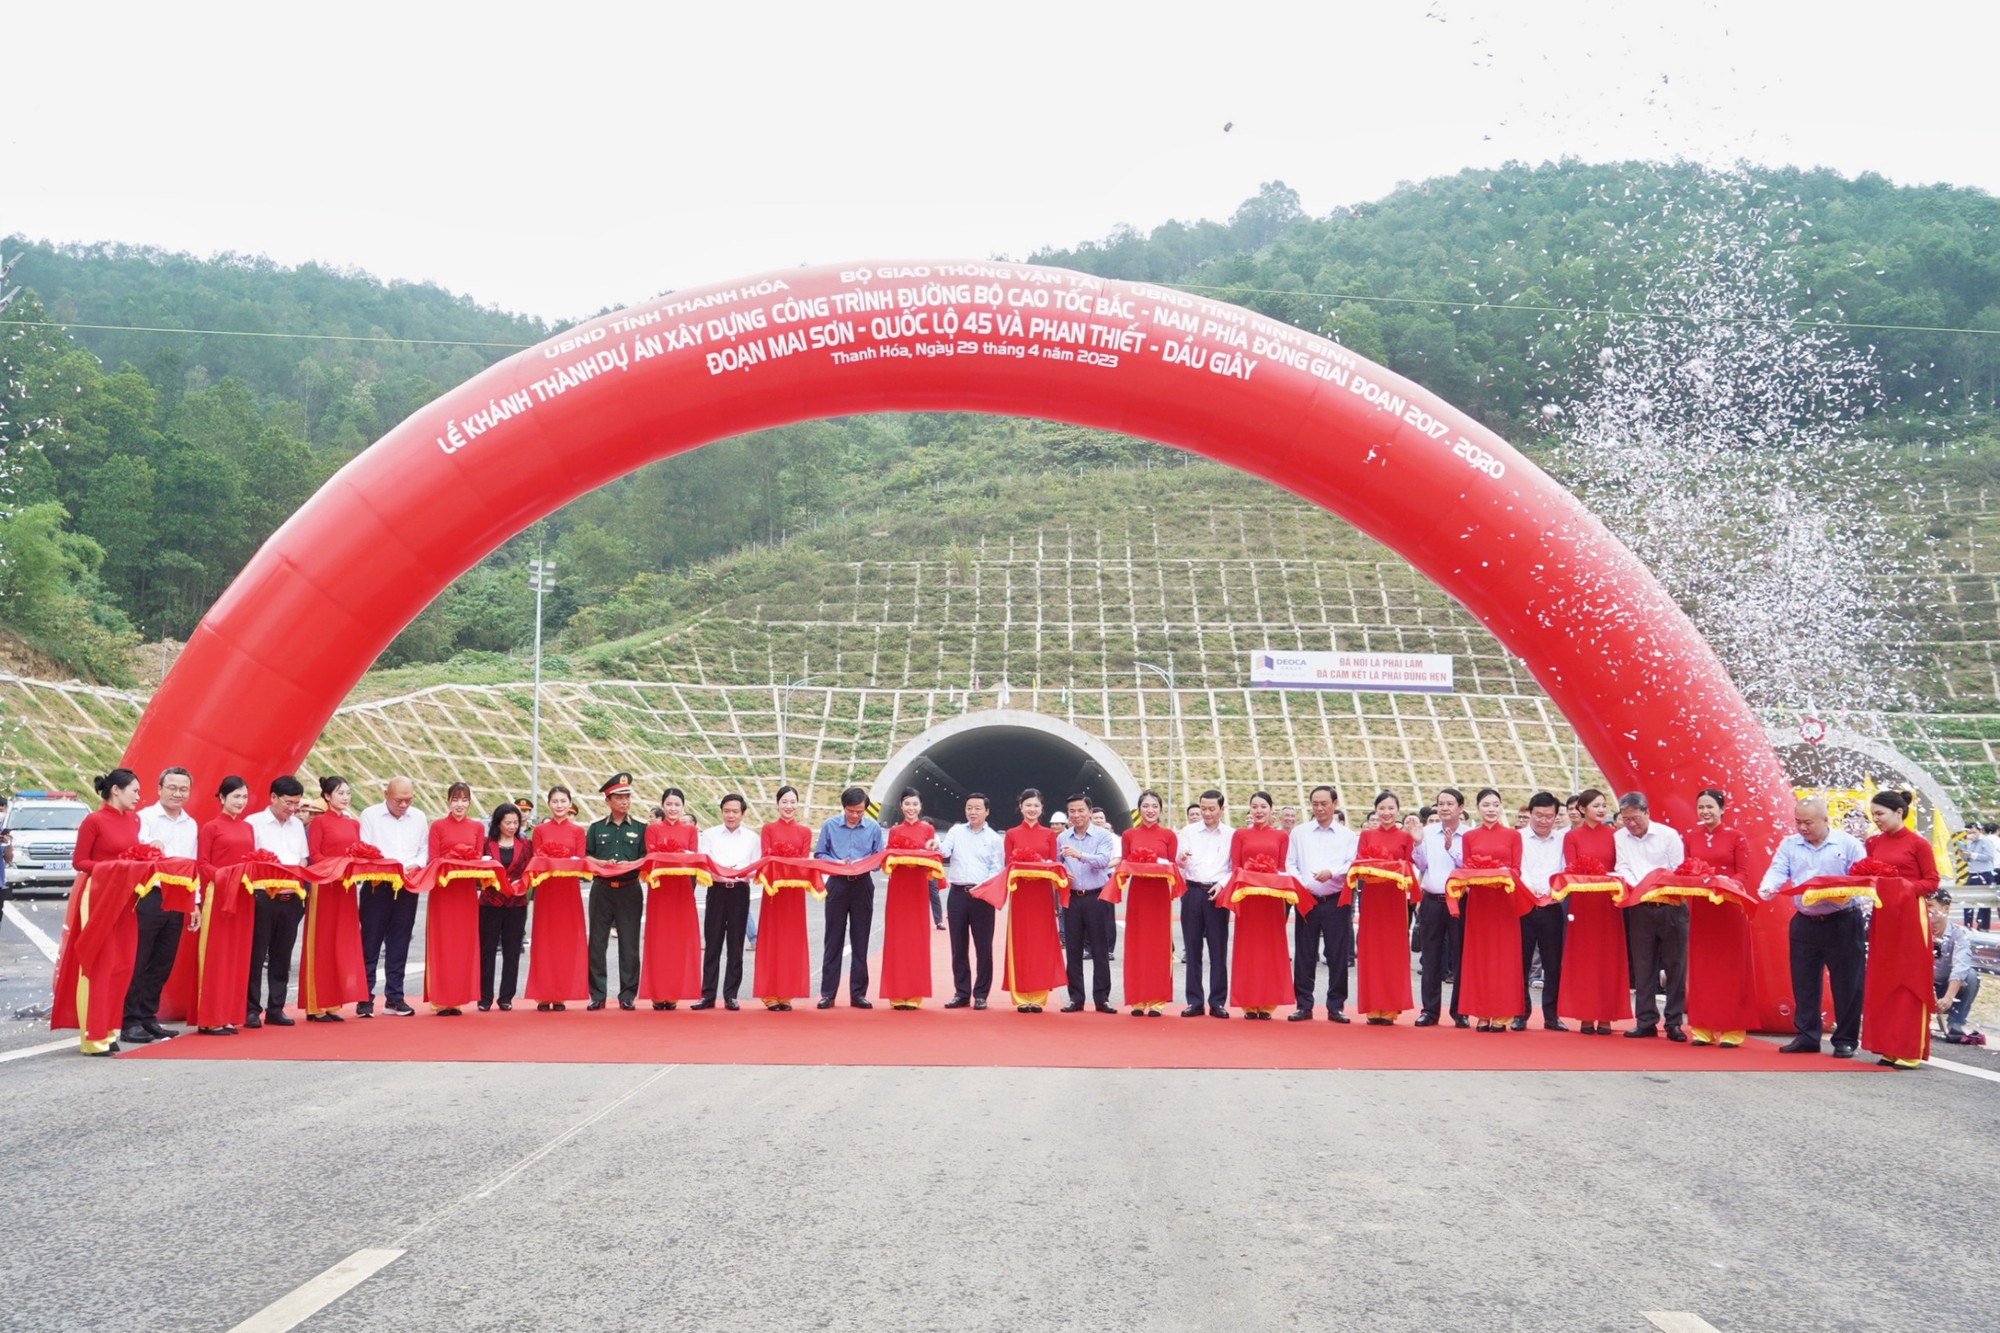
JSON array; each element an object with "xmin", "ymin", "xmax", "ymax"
[{"xmin": 122, "ymin": 261, "xmax": 1796, "ymax": 1025}]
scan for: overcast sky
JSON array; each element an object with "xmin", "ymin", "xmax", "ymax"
[{"xmin": 8, "ymin": 1, "xmax": 1991, "ymax": 322}]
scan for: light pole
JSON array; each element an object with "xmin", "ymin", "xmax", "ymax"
[
  {"xmin": 527, "ymin": 542, "xmax": 556, "ymax": 803},
  {"xmin": 1134, "ymin": 659, "xmax": 1178, "ymax": 800},
  {"xmin": 777, "ymin": 673, "xmax": 821, "ymax": 787}
]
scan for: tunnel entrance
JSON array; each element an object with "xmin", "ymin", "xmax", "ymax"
[{"xmin": 871, "ymin": 710, "xmax": 1141, "ymax": 832}]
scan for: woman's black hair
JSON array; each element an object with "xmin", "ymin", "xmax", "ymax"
[
  {"xmin": 217, "ymin": 775, "xmax": 248, "ymax": 801},
  {"xmin": 547, "ymin": 784, "xmax": 573, "ymax": 804},
  {"xmin": 1870, "ymin": 789, "xmax": 1914, "ymax": 817},
  {"xmin": 1017, "ymin": 787, "xmax": 1043, "ymax": 807},
  {"xmin": 775, "ymin": 785, "xmax": 799, "ymax": 803},
  {"xmin": 1373, "ymin": 790, "xmax": 1400, "ymax": 810},
  {"xmin": 487, "ymin": 802, "xmax": 523, "ymax": 843},
  {"xmin": 92, "ymin": 768, "xmax": 139, "ymax": 801},
  {"xmin": 319, "ymin": 774, "xmax": 347, "ymax": 800},
  {"xmin": 1697, "ymin": 787, "xmax": 1728, "ymax": 810}
]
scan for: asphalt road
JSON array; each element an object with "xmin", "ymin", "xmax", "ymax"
[{"xmin": 1, "ymin": 900, "xmax": 1992, "ymax": 1331}]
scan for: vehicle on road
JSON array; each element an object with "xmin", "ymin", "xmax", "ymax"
[
  {"xmin": 2, "ymin": 792, "xmax": 89, "ymax": 895},
  {"xmin": 1967, "ymin": 929, "xmax": 2000, "ymax": 976}
]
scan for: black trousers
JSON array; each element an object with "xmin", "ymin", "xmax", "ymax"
[
  {"xmin": 358, "ymin": 882, "xmax": 420, "ymax": 1004},
  {"xmin": 702, "ymin": 882, "xmax": 751, "ymax": 1002},
  {"xmin": 247, "ymin": 893, "xmax": 304, "ymax": 1017},
  {"xmin": 820, "ymin": 874, "xmax": 875, "ymax": 1002},
  {"xmin": 1518, "ymin": 902, "xmax": 1566, "ymax": 1021},
  {"xmin": 479, "ymin": 903, "xmax": 526, "ymax": 1005},
  {"xmin": 1626, "ymin": 900, "xmax": 1689, "ymax": 1029},
  {"xmin": 947, "ymin": 884, "xmax": 995, "ymax": 1001},
  {"xmin": 1064, "ymin": 889, "xmax": 1116, "ymax": 1004},
  {"xmin": 1416, "ymin": 893, "xmax": 1457, "ymax": 1018},
  {"xmin": 1293, "ymin": 895, "xmax": 1353, "ymax": 1012},
  {"xmin": 123, "ymin": 891, "xmax": 184, "ymax": 1027},
  {"xmin": 588, "ymin": 876, "xmax": 643, "ymax": 1003},
  {"xmin": 1181, "ymin": 883, "xmax": 1230, "ymax": 1007},
  {"xmin": 1789, "ymin": 908, "xmax": 1866, "ymax": 1045}
]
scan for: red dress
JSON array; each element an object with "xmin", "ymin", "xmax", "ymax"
[
  {"xmin": 1119, "ymin": 824, "xmax": 1180, "ymax": 1007},
  {"xmin": 51, "ymin": 806, "xmax": 143, "ymax": 1047},
  {"xmin": 879, "ymin": 821, "xmax": 939, "ymax": 1001},
  {"xmin": 1224, "ymin": 824, "xmax": 1295, "ymax": 1010},
  {"xmin": 1558, "ymin": 823, "xmax": 1632, "ymax": 1024},
  {"xmin": 1456, "ymin": 823, "xmax": 1527, "ymax": 1020},
  {"xmin": 182, "ymin": 815, "xmax": 259, "ymax": 1030},
  {"xmin": 423, "ymin": 815, "xmax": 487, "ymax": 1009},
  {"xmin": 1353, "ymin": 826, "xmax": 1416, "ymax": 1015},
  {"xmin": 300, "ymin": 812, "xmax": 368, "ymax": 1013},
  {"xmin": 1681, "ymin": 824, "xmax": 1760, "ymax": 1035},
  {"xmin": 754, "ymin": 820, "xmax": 815, "ymax": 1001},
  {"xmin": 1862, "ymin": 825, "xmax": 1940, "ymax": 1063},
  {"xmin": 524, "ymin": 818, "xmax": 590, "ymax": 1003},
  {"xmin": 1003, "ymin": 824, "xmax": 1068, "ymax": 1002},
  {"xmin": 640, "ymin": 819, "xmax": 702, "ymax": 1004}
]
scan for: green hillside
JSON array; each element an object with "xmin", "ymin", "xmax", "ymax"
[
  {"xmin": 9, "ymin": 460, "xmax": 1997, "ymax": 814},
  {"xmin": 5, "ymin": 159, "xmax": 1997, "ymax": 688}
]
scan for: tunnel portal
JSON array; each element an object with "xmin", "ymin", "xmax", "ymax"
[{"xmin": 871, "ymin": 710, "xmax": 1141, "ymax": 832}]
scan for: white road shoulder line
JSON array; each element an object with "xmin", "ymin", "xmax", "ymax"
[
  {"xmin": 390, "ymin": 1062, "xmax": 679, "ymax": 1243},
  {"xmin": 0, "ymin": 1038, "xmax": 77, "ymax": 1064},
  {"xmin": 1642, "ymin": 1313, "xmax": 1722, "ymax": 1333},
  {"xmin": 1928, "ymin": 1054, "xmax": 2000, "ymax": 1085},
  {"xmin": 5, "ymin": 903, "xmax": 61, "ymax": 962},
  {"xmin": 226, "ymin": 1247, "xmax": 403, "ymax": 1333}
]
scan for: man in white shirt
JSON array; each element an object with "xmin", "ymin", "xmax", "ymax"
[
  {"xmin": 1287, "ymin": 785, "xmax": 1359, "ymax": 1022},
  {"xmin": 122, "ymin": 765, "xmax": 198, "ymax": 1044},
  {"xmin": 1177, "ymin": 789, "xmax": 1234, "ymax": 1018},
  {"xmin": 1612, "ymin": 792, "xmax": 1688, "ymax": 1040},
  {"xmin": 244, "ymin": 775, "xmax": 310, "ymax": 1028},
  {"xmin": 1412, "ymin": 788, "xmax": 1469, "ymax": 1026},
  {"xmin": 693, "ymin": 794, "xmax": 760, "ymax": 1010},
  {"xmin": 1515, "ymin": 790, "xmax": 1569, "ymax": 1032},
  {"xmin": 356, "ymin": 776, "xmax": 429, "ymax": 1017},
  {"xmin": 940, "ymin": 794, "xmax": 1006, "ymax": 1009}
]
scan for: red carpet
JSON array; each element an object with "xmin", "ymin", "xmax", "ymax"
[
  {"xmin": 123, "ymin": 1004, "xmax": 1869, "ymax": 1071},
  {"xmin": 126, "ymin": 929, "xmax": 1870, "ymax": 1072}
]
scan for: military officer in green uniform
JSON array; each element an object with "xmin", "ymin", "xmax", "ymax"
[{"xmin": 585, "ymin": 772, "xmax": 647, "ymax": 1010}]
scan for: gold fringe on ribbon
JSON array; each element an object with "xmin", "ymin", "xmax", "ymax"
[
  {"xmin": 644, "ymin": 867, "xmax": 713, "ymax": 890},
  {"xmin": 1802, "ymin": 885, "xmax": 1882, "ymax": 909},
  {"xmin": 1550, "ymin": 877, "xmax": 1624, "ymax": 901}
]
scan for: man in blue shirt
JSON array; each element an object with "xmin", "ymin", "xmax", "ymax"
[
  {"xmin": 1057, "ymin": 793, "xmax": 1118, "ymax": 1013},
  {"xmin": 1759, "ymin": 797, "xmax": 1867, "ymax": 1057},
  {"xmin": 939, "ymin": 793, "xmax": 1005, "ymax": 1009},
  {"xmin": 814, "ymin": 786, "xmax": 885, "ymax": 1009}
]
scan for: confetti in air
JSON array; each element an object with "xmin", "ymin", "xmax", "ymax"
[{"xmin": 1535, "ymin": 167, "xmax": 1916, "ymax": 720}]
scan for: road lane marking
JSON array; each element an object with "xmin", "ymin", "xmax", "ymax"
[
  {"xmin": 1642, "ymin": 1314, "xmax": 1722, "ymax": 1333},
  {"xmin": 226, "ymin": 1247, "xmax": 403, "ymax": 1333},
  {"xmin": 388, "ymin": 1062, "xmax": 679, "ymax": 1244},
  {"xmin": 0, "ymin": 1037, "xmax": 76, "ymax": 1063},
  {"xmin": 4, "ymin": 903, "xmax": 60, "ymax": 962},
  {"xmin": 1928, "ymin": 1054, "xmax": 2000, "ymax": 1085},
  {"xmin": 470, "ymin": 1062, "xmax": 679, "ymax": 1199}
]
